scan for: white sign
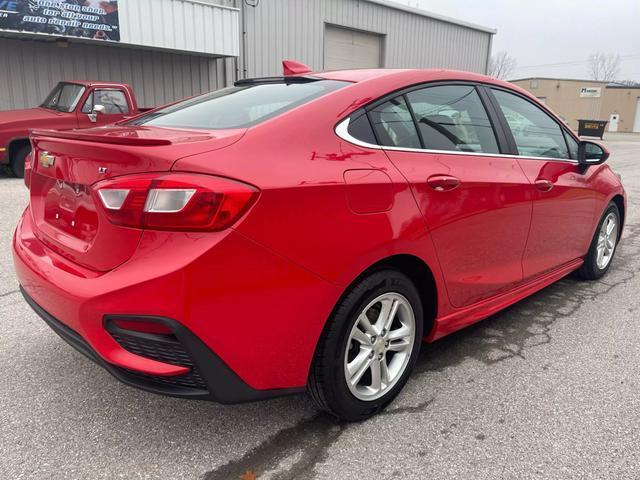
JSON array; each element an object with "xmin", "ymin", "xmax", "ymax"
[{"xmin": 580, "ymin": 87, "xmax": 602, "ymax": 98}]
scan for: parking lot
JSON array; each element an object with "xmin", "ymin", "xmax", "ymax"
[{"xmin": 0, "ymin": 134, "xmax": 638, "ymax": 480}]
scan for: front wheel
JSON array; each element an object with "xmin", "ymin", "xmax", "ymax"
[
  {"xmin": 576, "ymin": 202, "xmax": 621, "ymax": 280},
  {"xmin": 308, "ymin": 270, "xmax": 423, "ymax": 421}
]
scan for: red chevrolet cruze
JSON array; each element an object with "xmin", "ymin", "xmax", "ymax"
[{"xmin": 14, "ymin": 65, "xmax": 626, "ymax": 420}]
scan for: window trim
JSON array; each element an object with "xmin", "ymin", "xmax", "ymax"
[
  {"xmin": 335, "ymin": 80, "xmax": 579, "ymax": 163},
  {"xmin": 366, "ymin": 81, "xmax": 505, "ymax": 154}
]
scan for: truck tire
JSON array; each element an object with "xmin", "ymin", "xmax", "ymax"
[{"xmin": 10, "ymin": 144, "xmax": 30, "ymax": 178}]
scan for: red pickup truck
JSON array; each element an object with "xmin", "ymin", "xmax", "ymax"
[{"xmin": 0, "ymin": 81, "xmax": 148, "ymax": 177}]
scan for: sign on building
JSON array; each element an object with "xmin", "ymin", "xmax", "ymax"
[
  {"xmin": 579, "ymin": 87, "xmax": 602, "ymax": 98},
  {"xmin": 0, "ymin": 0, "xmax": 119, "ymax": 41}
]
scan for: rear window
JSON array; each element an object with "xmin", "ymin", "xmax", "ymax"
[{"xmin": 129, "ymin": 80, "xmax": 349, "ymax": 129}]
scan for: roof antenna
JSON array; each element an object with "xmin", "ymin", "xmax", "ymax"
[{"xmin": 282, "ymin": 60, "xmax": 312, "ymax": 76}]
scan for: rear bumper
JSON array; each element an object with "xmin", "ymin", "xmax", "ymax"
[
  {"xmin": 14, "ymin": 206, "xmax": 340, "ymax": 398},
  {"xmin": 21, "ymin": 287, "xmax": 302, "ymax": 402}
]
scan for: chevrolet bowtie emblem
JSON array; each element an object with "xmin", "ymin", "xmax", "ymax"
[{"xmin": 39, "ymin": 151, "xmax": 56, "ymax": 168}]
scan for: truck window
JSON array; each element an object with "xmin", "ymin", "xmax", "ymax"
[
  {"xmin": 41, "ymin": 83, "xmax": 86, "ymax": 113},
  {"xmin": 81, "ymin": 89, "xmax": 130, "ymax": 115}
]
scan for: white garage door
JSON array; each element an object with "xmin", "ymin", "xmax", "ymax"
[{"xmin": 324, "ymin": 25, "xmax": 383, "ymax": 70}]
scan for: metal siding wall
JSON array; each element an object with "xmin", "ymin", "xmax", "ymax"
[
  {"xmin": 118, "ymin": 0, "xmax": 239, "ymax": 56},
  {"xmin": 0, "ymin": 37, "xmax": 228, "ymax": 110},
  {"xmin": 241, "ymin": 0, "xmax": 492, "ymax": 78}
]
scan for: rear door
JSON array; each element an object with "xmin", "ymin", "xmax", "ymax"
[
  {"xmin": 77, "ymin": 88, "xmax": 132, "ymax": 127},
  {"xmin": 487, "ymin": 87, "xmax": 596, "ymax": 279},
  {"xmin": 368, "ymin": 84, "xmax": 533, "ymax": 308}
]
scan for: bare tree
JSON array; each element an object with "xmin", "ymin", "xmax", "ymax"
[
  {"xmin": 488, "ymin": 52, "xmax": 517, "ymax": 80},
  {"xmin": 588, "ymin": 52, "xmax": 621, "ymax": 82}
]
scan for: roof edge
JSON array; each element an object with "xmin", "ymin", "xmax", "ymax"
[
  {"xmin": 363, "ymin": 0, "xmax": 497, "ymax": 34},
  {"xmin": 509, "ymin": 77, "xmax": 609, "ymax": 84}
]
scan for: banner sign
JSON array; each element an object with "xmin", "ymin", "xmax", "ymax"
[
  {"xmin": 0, "ymin": 1, "xmax": 120, "ymax": 41},
  {"xmin": 579, "ymin": 87, "xmax": 602, "ymax": 98}
]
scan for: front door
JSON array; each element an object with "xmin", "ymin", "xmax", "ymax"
[
  {"xmin": 368, "ymin": 85, "xmax": 533, "ymax": 308},
  {"xmin": 489, "ymin": 88, "xmax": 596, "ymax": 279},
  {"xmin": 609, "ymin": 113, "xmax": 619, "ymax": 132}
]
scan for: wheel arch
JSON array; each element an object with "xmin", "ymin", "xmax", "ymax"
[
  {"xmin": 8, "ymin": 137, "xmax": 31, "ymax": 161},
  {"xmin": 611, "ymin": 194, "xmax": 625, "ymax": 237},
  {"xmin": 338, "ymin": 254, "xmax": 438, "ymax": 339}
]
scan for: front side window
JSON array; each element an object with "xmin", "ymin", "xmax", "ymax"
[
  {"xmin": 406, "ymin": 85, "xmax": 499, "ymax": 154},
  {"xmin": 492, "ymin": 89, "xmax": 570, "ymax": 159},
  {"xmin": 368, "ymin": 96, "xmax": 421, "ymax": 149},
  {"xmin": 129, "ymin": 80, "xmax": 348, "ymax": 129},
  {"xmin": 82, "ymin": 89, "xmax": 130, "ymax": 115},
  {"xmin": 41, "ymin": 83, "xmax": 86, "ymax": 113}
]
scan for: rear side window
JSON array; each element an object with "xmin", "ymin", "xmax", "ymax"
[
  {"xmin": 368, "ymin": 96, "xmax": 421, "ymax": 149},
  {"xmin": 129, "ymin": 80, "xmax": 348, "ymax": 129},
  {"xmin": 346, "ymin": 110, "xmax": 377, "ymax": 145},
  {"xmin": 406, "ymin": 85, "xmax": 499, "ymax": 154},
  {"xmin": 491, "ymin": 89, "xmax": 570, "ymax": 159}
]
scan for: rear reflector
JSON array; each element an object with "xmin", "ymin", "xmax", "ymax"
[
  {"xmin": 110, "ymin": 318, "xmax": 174, "ymax": 335},
  {"xmin": 94, "ymin": 173, "xmax": 259, "ymax": 231}
]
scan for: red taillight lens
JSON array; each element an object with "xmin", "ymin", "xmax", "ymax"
[{"xmin": 94, "ymin": 173, "xmax": 259, "ymax": 231}]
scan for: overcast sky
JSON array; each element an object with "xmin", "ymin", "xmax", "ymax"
[{"xmin": 391, "ymin": 0, "xmax": 640, "ymax": 81}]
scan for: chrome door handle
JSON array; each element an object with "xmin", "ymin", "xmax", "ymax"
[
  {"xmin": 427, "ymin": 174, "xmax": 461, "ymax": 192},
  {"xmin": 534, "ymin": 179, "xmax": 554, "ymax": 192}
]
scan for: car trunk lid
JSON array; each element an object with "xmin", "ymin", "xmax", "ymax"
[{"xmin": 28, "ymin": 125, "xmax": 245, "ymax": 271}]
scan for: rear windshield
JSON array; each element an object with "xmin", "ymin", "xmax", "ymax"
[
  {"xmin": 128, "ymin": 80, "xmax": 349, "ymax": 130},
  {"xmin": 41, "ymin": 83, "xmax": 86, "ymax": 113}
]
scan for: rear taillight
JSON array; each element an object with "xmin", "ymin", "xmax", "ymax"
[{"xmin": 94, "ymin": 173, "xmax": 259, "ymax": 231}]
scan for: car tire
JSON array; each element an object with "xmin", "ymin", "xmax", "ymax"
[
  {"xmin": 576, "ymin": 202, "xmax": 621, "ymax": 280},
  {"xmin": 308, "ymin": 269, "xmax": 423, "ymax": 421},
  {"xmin": 10, "ymin": 145, "xmax": 30, "ymax": 178}
]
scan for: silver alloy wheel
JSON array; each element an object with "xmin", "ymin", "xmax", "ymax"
[
  {"xmin": 596, "ymin": 212, "xmax": 618, "ymax": 270},
  {"xmin": 344, "ymin": 292, "xmax": 416, "ymax": 401}
]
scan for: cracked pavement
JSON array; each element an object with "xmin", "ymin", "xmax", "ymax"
[{"xmin": 1, "ymin": 134, "xmax": 639, "ymax": 479}]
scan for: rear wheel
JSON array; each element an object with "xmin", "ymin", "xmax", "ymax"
[
  {"xmin": 576, "ymin": 202, "xmax": 620, "ymax": 280},
  {"xmin": 10, "ymin": 144, "xmax": 30, "ymax": 178},
  {"xmin": 308, "ymin": 270, "xmax": 423, "ymax": 421}
]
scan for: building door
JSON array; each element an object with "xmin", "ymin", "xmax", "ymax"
[
  {"xmin": 324, "ymin": 25, "xmax": 383, "ymax": 70},
  {"xmin": 609, "ymin": 113, "xmax": 620, "ymax": 132},
  {"xmin": 634, "ymin": 99, "xmax": 640, "ymax": 132}
]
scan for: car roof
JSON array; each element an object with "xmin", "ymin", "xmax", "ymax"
[{"xmin": 315, "ymin": 68, "xmax": 507, "ymax": 87}]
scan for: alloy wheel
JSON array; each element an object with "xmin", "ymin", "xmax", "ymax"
[
  {"xmin": 596, "ymin": 212, "xmax": 618, "ymax": 270},
  {"xmin": 344, "ymin": 292, "xmax": 416, "ymax": 401}
]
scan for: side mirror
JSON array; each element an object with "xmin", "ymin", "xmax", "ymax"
[
  {"xmin": 88, "ymin": 104, "xmax": 105, "ymax": 123},
  {"xmin": 578, "ymin": 140, "xmax": 609, "ymax": 169}
]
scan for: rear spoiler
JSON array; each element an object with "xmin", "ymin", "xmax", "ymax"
[{"xmin": 30, "ymin": 128, "xmax": 210, "ymax": 147}]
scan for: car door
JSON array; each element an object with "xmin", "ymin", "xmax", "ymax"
[
  {"xmin": 77, "ymin": 88, "xmax": 132, "ymax": 128},
  {"xmin": 368, "ymin": 84, "xmax": 533, "ymax": 308},
  {"xmin": 488, "ymin": 87, "xmax": 596, "ymax": 280}
]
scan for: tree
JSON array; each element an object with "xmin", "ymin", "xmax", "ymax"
[
  {"xmin": 488, "ymin": 52, "xmax": 517, "ymax": 80},
  {"xmin": 614, "ymin": 79, "xmax": 640, "ymax": 87},
  {"xmin": 588, "ymin": 52, "xmax": 621, "ymax": 82}
]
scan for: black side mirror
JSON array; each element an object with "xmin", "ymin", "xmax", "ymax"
[{"xmin": 578, "ymin": 140, "xmax": 609, "ymax": 169}]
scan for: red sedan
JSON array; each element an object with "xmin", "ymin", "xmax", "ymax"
[{"xmin": 14, "ymin": 64, "xmax": 626, "ymax": 421}]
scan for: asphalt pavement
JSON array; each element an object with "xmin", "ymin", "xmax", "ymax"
[{"xmin": 1, "ymin": 134, "xmax": 639, "ymax": 479}]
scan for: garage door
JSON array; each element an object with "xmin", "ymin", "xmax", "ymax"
[{"xmin": 324, "ymin": 25, "xmax": 383, "ymax": 70}]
